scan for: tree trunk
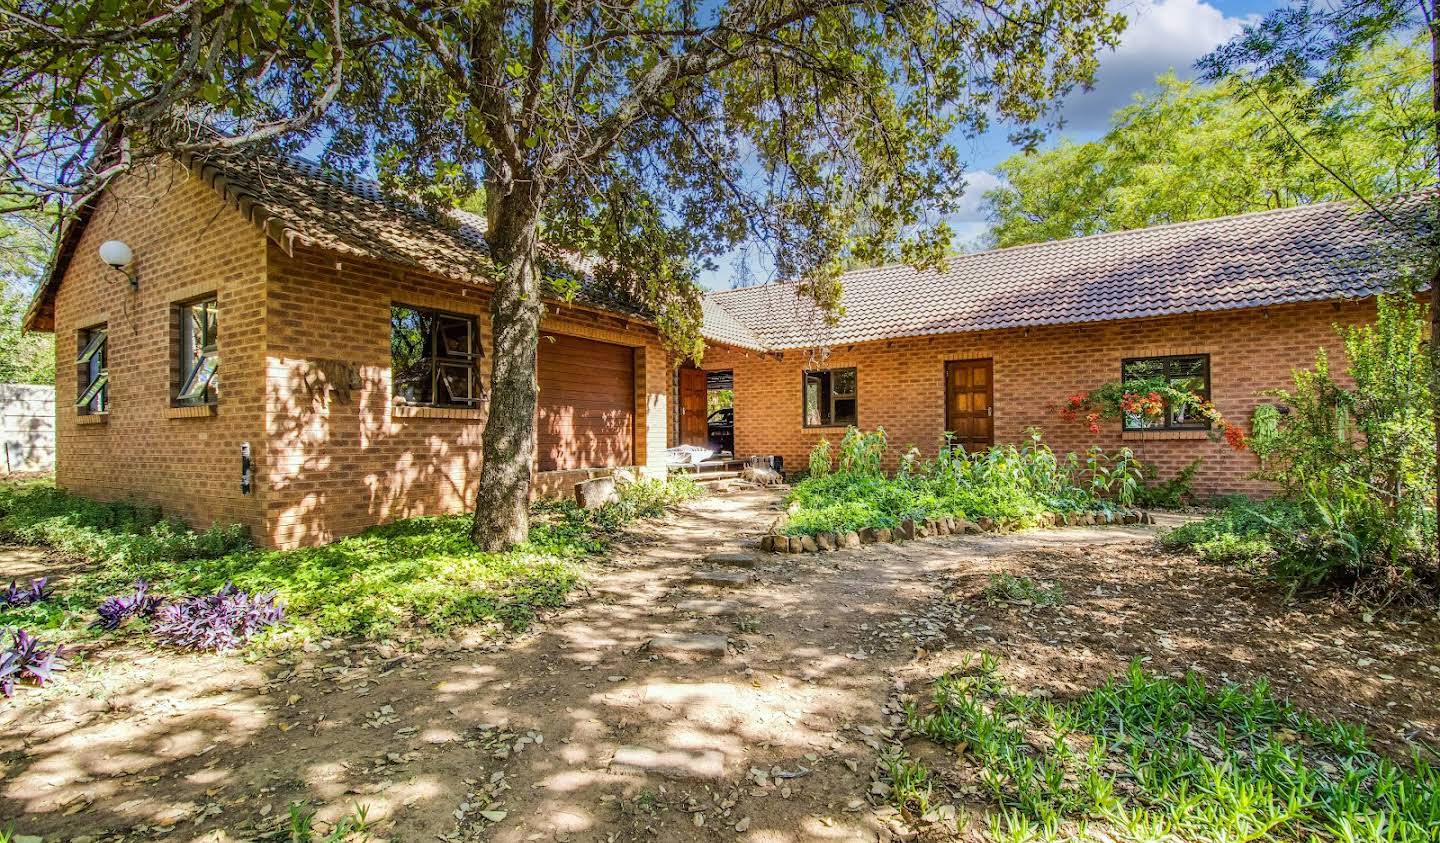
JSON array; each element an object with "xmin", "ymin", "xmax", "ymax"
[{"xmin": 472, "ymin": 183, "xmax": 545, "ymax": 551}]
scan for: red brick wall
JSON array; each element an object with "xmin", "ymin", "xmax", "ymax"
[
  {"xmin": 50, "ymin": 162, "xmax": 672, "ymax": 549},
  {"xmin": 698, "ymin": 299, "xmax": 1376, "ymax": 496},
  {"xmin": 51, "ymin": 160, "xmax": 270, "ymax": 537},
  {"xmin": 262, "ymin": 243, "xmax": 671, "ymax": 548}
]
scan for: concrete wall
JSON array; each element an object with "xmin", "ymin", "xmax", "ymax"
[
  {"xmin": 699, "ymin": 299, "xmax": 1375, "ymax": 496},
  {"xmin": 0, "ymin": 384, "xmax": 55, "ymax": 474}
]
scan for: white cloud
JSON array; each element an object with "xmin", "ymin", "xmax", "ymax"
[
  {"xmin": 952, "ymin": 170, "xmax": 1007, "ymax": 223},
  {"xmin": 1059, "ymin": 0, "xmax": 1257, "ymax": 132}
]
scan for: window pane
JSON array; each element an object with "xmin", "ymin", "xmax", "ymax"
[
  {"xmin": 76, "ymin": 329, "xmax": 106, "ymax": 365},
  {"xmin": 834, "ymin": 398, "xmax": 857, "ymax": 426},
  {"xmin": 391, "ymin": 306, "xmax": 435, "ymax": 404},
  {"xmin": 804, "ymin": 373, "xmax": 827, "ymax": 426},
  {"xmin": 436, "ymin": 316, "xmax": 475, "ymax": 359},
  {"xmin": 1122, "ymin": 354, "xmax": 1210, "ymax": 430},
  {"xmin": 832, "ymin": 368, "xmax": 857, "ymax": 397},
  {"xmin": 391, "ymin": 305, "xmax": 480, "ymax": 407},
  {"xmin": 178, "ymin": 299, "xmax": 218, "ymax": 404},
  {"xmin": 76, "ymin": 372, "xmax": 108, "ymax": 410},
  {"xmin": 179, "ymin": 352, "xmax": 218, "ymax": 402},
  {"xmin": 438, "ymin": 363, "xmax": 478, "ymax": 405}
]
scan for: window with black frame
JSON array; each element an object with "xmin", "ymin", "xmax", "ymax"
[
  {"xmin": 391, "ymin": 305, "xmax": 483, "ymax": 407},
  {"xmin": 176, "ymin": 298, "xmax": 218, "ymax": 405},
  {"xmin": 1120, "ymin": 354, "xmax": 1210, "ymax": 430},
  {"xmin": 803, "ymin": 367, "xmax": 857, "ymax": 428},
  {"xmin": 75, "ymin": 325, "xmax": 108, "ymax": 414}
]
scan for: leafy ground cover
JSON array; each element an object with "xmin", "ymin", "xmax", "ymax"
[
  {"xmin": 0, "ymin": 476, "xmax": 700, "ymax": 643},
  {"xmin": 891, "ymin": 654, "xmax": 1440, "ymax": 842},
  {"xmin": 784, "ymin": 428, "xmax": 1141, "ymax": 537}
]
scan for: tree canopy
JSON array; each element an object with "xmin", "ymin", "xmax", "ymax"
[
  {"xmin": 1, "ymin": 0, "xmax": 1126, "ymax": 545},
  {"xmin": 983, "ymin": 38, "xmax": 1433, "ymax": 248}
]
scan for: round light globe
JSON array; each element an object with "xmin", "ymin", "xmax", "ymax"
[{"xmin": 98, "ymin": 240, "xmax": 133, "ymax": 269}]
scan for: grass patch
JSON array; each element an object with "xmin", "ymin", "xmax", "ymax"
[
  {"xmin": 980, "ymin": 574, "xmax": 1063, "ymax": 607},
  {"xmin": 1158, "ymin": 497, "xmax": 1306, "ymax": 568},
  {"xmin": 895, "ymin": 653, "xmax": 1440, "ymax": 841},
  {"xmin": 0, "ymin": 476, "xmax": 700, "ymax": 642}
]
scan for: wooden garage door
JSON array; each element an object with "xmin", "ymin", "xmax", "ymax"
[{"xmin": 537, "ymin": 333, "xmax": 635, "ymax": 472}]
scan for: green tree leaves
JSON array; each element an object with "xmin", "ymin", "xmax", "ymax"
[{"xmin": 984, "ymin": 39, "xmax": 1435, "ymax": 248}]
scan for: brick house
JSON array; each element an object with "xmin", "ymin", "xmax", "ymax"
[
  {"xmin": 25, "ymin": 152, "xmax": 672, "ymax": 549},
  {"xmin": 684, "ymin": 199, "xmax": 1411, "ymax": 496}
]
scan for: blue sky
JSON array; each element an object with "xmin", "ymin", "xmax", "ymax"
[{"xmin": 695, "ymin": 0, "xmax": 1283, "ymax": 290}]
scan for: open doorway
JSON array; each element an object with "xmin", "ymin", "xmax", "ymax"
[
  {"xmin": 678, "ymin": 367, "xmax": 734, "ymax": 456},
  {"xmin": 705, "ymin": 369, "xmax": 734, "ymax": 456}
]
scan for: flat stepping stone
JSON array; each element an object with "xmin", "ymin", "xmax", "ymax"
[
  {"xmin": 675, "ymin": 598, "xmax": 743, "ymax": 617},
  {"xmin": 610, "ymin": 745, "xmax": 726, "ymax": 780},
  {"xmin": 689, "ymin": 569, "xmax": 752, "ymax": 587},
  {"xmin": 702, "ymin": 551, "xmax": 757, "ymax": 568},
  {"xmin": 646, "ymin": 633, "xmax": 728, "ymax": 659}
]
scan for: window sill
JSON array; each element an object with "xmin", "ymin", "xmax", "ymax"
[
  {"xmin": 75, "ymin": 412, "xmax": 108, "ymax": 426},
  {"xmin": 1122, "ymin": 429, "xmax": 1210, "ymax": 441},
  {"xmin": 392, "ymin": 405, "xmax": 485, "ymax": 421},
  {"xmin": 167, "ymin": 404, "xmax": 217, "ymax": 419}
]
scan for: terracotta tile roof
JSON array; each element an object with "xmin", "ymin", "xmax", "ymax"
[
  {"xmin": 701, "ymin": 295, "xmax": 767, "ymax": 351},
  {"xmin": 702, "ymin": 196, "xmax": 1430, "ymax": 351},
  {"xmin": 26, "ymin": 148, "xmax": 647, "ymax": 331}
]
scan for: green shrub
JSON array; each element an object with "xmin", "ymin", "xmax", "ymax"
[
  {"xmin": 782, "ymin": 428, "xmax": 1139, "ymax": 536},
  {"xmin": 1242, "ymin": 293, "xmax": 1437, "ymax": 599},
  {"xmin": 1133, "ymin": 458, "xmax": 1201, "ymax": 509}
]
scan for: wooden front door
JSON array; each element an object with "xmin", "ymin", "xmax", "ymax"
[
  {"xmin": 679, "ymin": 367, "xmax": 708, "ymax": 446},
  {"xmin": 945, "ymin": 359, "xmax": 994, "ymax": 452}
]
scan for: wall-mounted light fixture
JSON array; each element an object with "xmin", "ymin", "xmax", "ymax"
[{"xmin": 98, "ymin": 240, "xmax": 137, "ymax": 290}]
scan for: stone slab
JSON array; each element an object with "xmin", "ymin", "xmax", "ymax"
[
  {"xmin": 703, "ymin": 551, "xmax": 757, "ymax": 568},
  {"xmin": 675, "ymin": 598, "xmax": 743, "ymax": 617},
  {"xmin": 689, "ymin": 569, "xmax": 752, "ymax": 587},
  {"xmin": 647, "ymin": 633, "xmax": 729, "ymax": 659},
  {"xmin": 610, "ymin": 745, "xmax": 726, "ymax": 780}
]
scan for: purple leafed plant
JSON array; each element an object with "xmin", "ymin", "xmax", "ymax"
[
  {"xmin": 1, "ymin": 628, "xmax": 68, "ymax": 698},
  {"xmin": 150, "ymin": 584, "xmax": 285, "ymax": 652},
  {"xmin": 91, "ymin": 580, "xmax": 162, "ymax": 630},
  {"xmin": 0, "ymin": 578, "xmax": 52, "ymax": 608}
]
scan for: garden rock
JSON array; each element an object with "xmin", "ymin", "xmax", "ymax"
[
  {"xmin": 840, "ymin": 531, "xmax": 861, "ymax": 548},
  {"xmin": 816, "ymin": 533, "xmax": 835, "ymax": 551},
  {"xmin": 800, "ymin": 536, "xmax": 819, "ymax": 553},
  {"xmin": 976, "ymin": 517, "xmax": 995, "ymax": 531},
  {"xmin": 860, "ymin": 527, "xmax": 878, "ymax": 544},
  {"xmin": 875, "ymin": 527, "xmax": 893, "ymax": 543},
  {"xmin": 898, "ymin": 519, "xmax": 916, "ymax": 540},
  {"xmin": 575, "ymin": 477, "xmax": 619, "ymax": 510}
]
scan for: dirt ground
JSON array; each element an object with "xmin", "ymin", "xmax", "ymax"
[{"xmin": 2, "ymin": 489, "xmax": 1438, "ymax": 842}]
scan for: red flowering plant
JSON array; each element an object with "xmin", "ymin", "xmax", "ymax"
[{"xmin": 1058, "ymin": 376, "xmax": 1247, "ymax": 450}]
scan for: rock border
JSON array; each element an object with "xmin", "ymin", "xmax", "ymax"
[{"xmin": 759, "ymin": 509, "xmax": 1154, "ymax": 554}]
